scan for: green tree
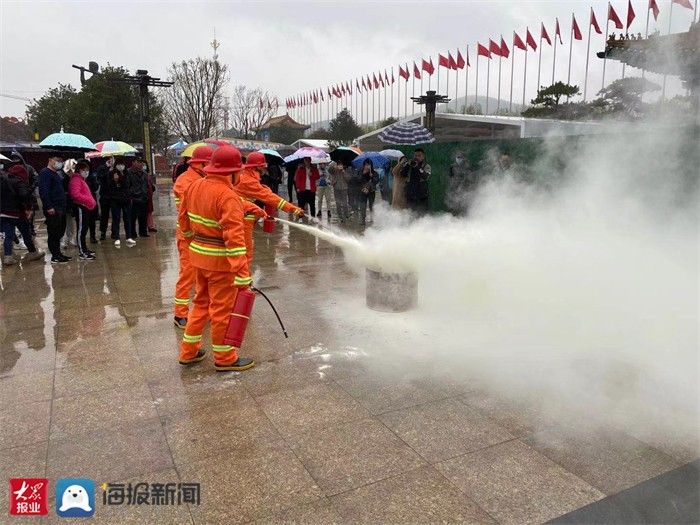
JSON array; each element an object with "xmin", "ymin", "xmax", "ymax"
[
  {"xmin": 522, "ymin": 82, "xmax": 581, "ymax": 119},
  {"xmin": 379, "ymin": 117, "xmax": 398, "ymax": 128},
  {"xmin": 594, "ymin": 77, "xmax": 661, "ymax": 118},
  {"xmin": 328, "ymin": 108, "xmax": 363, "ymax": 145},
  {"xmin": 26, "ymin": 84, "xmax": 78, "ymax": 139},
  {"xmin": 26, "ymin": 66, "xmax": 170, "ymax": 148}
]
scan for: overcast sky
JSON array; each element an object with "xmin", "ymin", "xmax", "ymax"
[{"xmin": 1, "ymin": 0, "xmax": 694, "ymax": 120}]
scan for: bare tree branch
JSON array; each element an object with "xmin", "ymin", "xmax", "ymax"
[
  {"xmin": 228, "ymin": 85, "xmax": 276, "ymax": 139},
  {"xmin": 164, "ymin": 57, "xmax": 229, "ymax": 141}
]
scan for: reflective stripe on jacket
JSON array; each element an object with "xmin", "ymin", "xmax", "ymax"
[
  {"xmin": 235, "ymin": 168, "xmax": 297, "ymax": 216},
  {"xmin": 177, "ymin": 174, "xmax": 250, "ymax": 280},
  {"xmin": 173, "ymin": 166, "xmax": 204, "ymax": 240}
]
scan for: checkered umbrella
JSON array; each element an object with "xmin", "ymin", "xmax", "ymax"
[{"xmin": 377, "ymin": 121, "xmax": 435, "ymax": 146}]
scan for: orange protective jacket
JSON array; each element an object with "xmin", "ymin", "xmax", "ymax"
[
  {"xmin": 173, "ymin": 166, "xmax": 205, "ymax": 240},
  {"xmin": 235, "ymin": 168, "xmax": 298, "ymax": 219},
  {"xmin": 177, "ymin": 174, "xmax": 252, "ymax": 286}
]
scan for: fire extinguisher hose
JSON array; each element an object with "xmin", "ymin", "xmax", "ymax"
[{"xmin": 251, "ymin": 286, "xmax": 289, "ymax": 339}]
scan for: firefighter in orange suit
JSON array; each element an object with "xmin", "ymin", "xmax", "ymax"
[
  {"xmin": 177, "ymin": 145, "xmax": 255, "ymax": 371},
  {"xmin": 235, "ymin": 151, "xmax": 304, "ymax": 266},
  {"xmin": 172, "ymin": 146, "xmax": 214, "ymax": 329}
]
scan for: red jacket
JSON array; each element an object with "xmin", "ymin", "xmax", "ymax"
[
  {"xmin": 68, "ymin": 173, "xmax": 97, "ymax": 210},
  {"xmin": 294, "ymin": 164, "xmax": 320, "ymax": 193}
]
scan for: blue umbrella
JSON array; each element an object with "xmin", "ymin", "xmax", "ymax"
[
  {"xmin": 39, "ymin": 127, "xmax": 95, "ymax": 151},
  {"xmin": 377, "ymin": 121, "xmax": 435, "ymax": 146},
  {"xmin": 167, "ymin": 139, "xmax": 188, "ymax": 152},
  {"xmin": 351, "ymin": 151, "xmax": 391, "ymax": 169}
]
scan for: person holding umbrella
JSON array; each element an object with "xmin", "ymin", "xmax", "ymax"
[
  {"xmin": 38, "ymin": 154, "xmax": 72, "ymax": 263},
  {"xmin": 294, "ymin": 157, "xmax": 320, "ymax": 217},
  {"xmin": 108, "ymin": 159, "xmax": 135, "ymax": 247},
  {"xmin": 358, "ymin": 159, "xmax": 380, "ymax": 226}
]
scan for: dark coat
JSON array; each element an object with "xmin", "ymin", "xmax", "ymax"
[
  {"xmin": 128, "ymin": 168, "xmax": 150, "ymax": 203},
  {"xmin": 38, "ymin": 166, "xmax": 67, "ymax": 213},
  {"xmin": 107, "ymin": 169, "xmax": 131, "ymax": 202}
]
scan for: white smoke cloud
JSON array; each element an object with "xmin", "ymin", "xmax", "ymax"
[{"xmin": 309, "ymin": 122, "xmax": 699, "ymax": 455}]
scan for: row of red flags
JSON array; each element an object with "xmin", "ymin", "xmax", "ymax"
[{"xmin": 286, "ymin": 0, "xmax": 692, "ymax": 109}]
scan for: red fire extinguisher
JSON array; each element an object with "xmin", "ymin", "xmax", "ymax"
[
  {"xmin": 224, "ymin": 287, "xmax": 288, "ymax": 348},
  {"xmin": 223, "ymin": 288, "xmax": 256, "ymax": 348},
  {"xmin": 263, "ymin": 204, "xmax": 277, "ymax": 233}
]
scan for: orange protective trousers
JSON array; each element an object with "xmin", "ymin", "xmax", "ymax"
[
  {"xmin": 179, "ymin": 268, "xmax": 241, "ymax": 366},
  {"xmin": 243, "ymin": 218, "xmax": 255, "ymax": 267},
  {"xmin": 174, "ymin": 237, "xmax": 195, "ymax": 318}
]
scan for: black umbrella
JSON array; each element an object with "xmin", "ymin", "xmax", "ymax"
[{"xmin": 329, "ymin": 146, "xmax": 361, "ymax": 165}]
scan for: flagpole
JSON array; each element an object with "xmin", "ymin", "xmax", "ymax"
[
  {"xmin": 446, "ymin": 67, "xmax": 450, "ymax": 108},
  {"xmin": 405, "ymin": 65, "xmax": 408, "ymax": 117},
  {"xmin": 464, "ymin": 45, "xmax": 469, "ymax": 114},
  {"xmin": 567, "ymin": 13, "xmax": 574, "ymax": 88},
  {"xmin": 428, "ymin": 56, "xmax": 432, "ymax": 90},
  {"xmin": 537, "ymin": 30, "xmax": 543, "ymax": 94},
  {"xmin": 552, "ymin": 25, "xmax": 558, "ymax": 85},
  {"xmin": 642, "ymin": 3, "xmax": 651, "ymax": 79},
  {"xmin": 602, "ymin": 2, "xmax": 611, "ymax": 91},
  {"xmin": 509, "ymin": 33, "xmax": 515, "ymax": 112},
  {"xmin": 522, "ymin": 33, "xmax": 528, "ymax": 107},
  {"xmin": 584, "ymin": 11, "xmax": 592, "ymax": 101},
  {"xmin": 384, "ymin": 75, "xmax": 387, "ymax": 120},
  {"xmin": 455, "ymin": 60, "xmax": 459, "ymax": 112},
  {"xmin": 486, "ymin": 55, "xmax": 490, "ymax": 114},
  {"xmin": 391, "ymin": 68, "xmax": 394, "ymax": 118},
  {"xmin": 475, "ymin": 54, "xmax": 480, "ymax": 107},
  {"xmin": 662, "ymin": 0, "xmax": 674, "ymax": 99},
  {"xmin": 413, "ymin": 71, "xmax": 416, "ymax": 115},
  {"xmin": 497, "ymin": 52, "xmax": 502, "ymax": 113}
]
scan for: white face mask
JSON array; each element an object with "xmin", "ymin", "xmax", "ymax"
[
  {"xmin": 80, "ymin": 170, "xmax": 89, "ymax": 178},
  {"xmin": 53, "ymin": 161, "xmax": 64, "ymax": 170},
  {"xmin": 116, "ymin": 164, "xmax": 125, "ymax": 171}
]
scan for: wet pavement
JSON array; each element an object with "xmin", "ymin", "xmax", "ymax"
[{"xmin": 1, "ymin": 183, "xmax": 697, "ymax": 524}]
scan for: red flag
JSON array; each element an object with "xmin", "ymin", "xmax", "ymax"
[
  {"xmin": 347, "ymin": 81, "xmax": 352, "ymax": 95},
  {"xmin": 399, "ymin": 64, "xmax": 409, "ymax": 80},
  {"xmin": 313, "ymin": 92, "xmax": 317, "ymax": 104},
  {"xmin": 555, "ymin": 18, "xmax": 563, "ymax": 44},
  {"xmin": 477, "ymin": 42, "xmax": 491, "ymax": 58},
  {"xmin": 320, "ymin": 90, "xmax": 324, "ymax": 102},
  {"xmin": 361, "ymin": 77, "xmax": 366, "ymax": 90},
  {"xmin": 379, "ymin": 72, "xmax": 385, "ymax": 87},
  {"xmin": 626, "ymin": 0, "xmax": 636, "ymax": 29},
  {"xmin": 448, "ymin": 51, "xmax": 457, "ymax": 70},
  {"xmin": 500, "ymin": 37, "xmax": 510, "ymax": 58},
  {"xmin": 513, "ymin": 31, "xmax": 526, "ymax": 50},
  {"xmin": 373, "ymin": 73, "xmax": 379, "ymax": 89},
  {"xmin": 384, "ymin": 70, "xmax": 389, "ymax": 84},
  {"xmin": 438, "ymin": 53, "xmax": 450, "ymax": 68},
  {"xmin": 456, "ymin": 50, "xmax": 466, "ymax": 69},
  {"xmin": 489, "ymin": 39, "xmax": 502, "ymax": 56},
  {"xmin": 367, "ymin": 75, "xmax": 373, "ymax": 91},
  {"xmin": 356, "ymin": 78, "xmax": 360, "ymax": 91},
  {"xmin": 649, "ymin": 0, "xmax": 660, "ymax": 20},
  {"xmin": 526, "ymin": 28, "xmax": 537, "ymax": 50},
  {"xmin": 391, "ymin": 70, "xmax": 395, "ymax": 84},
  {"xmin": 573, "ymin": 14, "xmax": 583, "ymax": 40},
  {"xmin": 608, "ymin": 3, "xmax": 623, "ymax": 29},
  {"xmin": 591, "ymin": 8, "xmax": 602, "ymax": 34},
  {"xmin": 672, "ymin": 0, "xmax": 693, "ymax": 9},
  {"xmin": 541, "ymin": 23, "xmax": 552, "ymax": 46},
  {"xmin": 421, "ymin": 58, "xmax": 435, "ymax": 75}
]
